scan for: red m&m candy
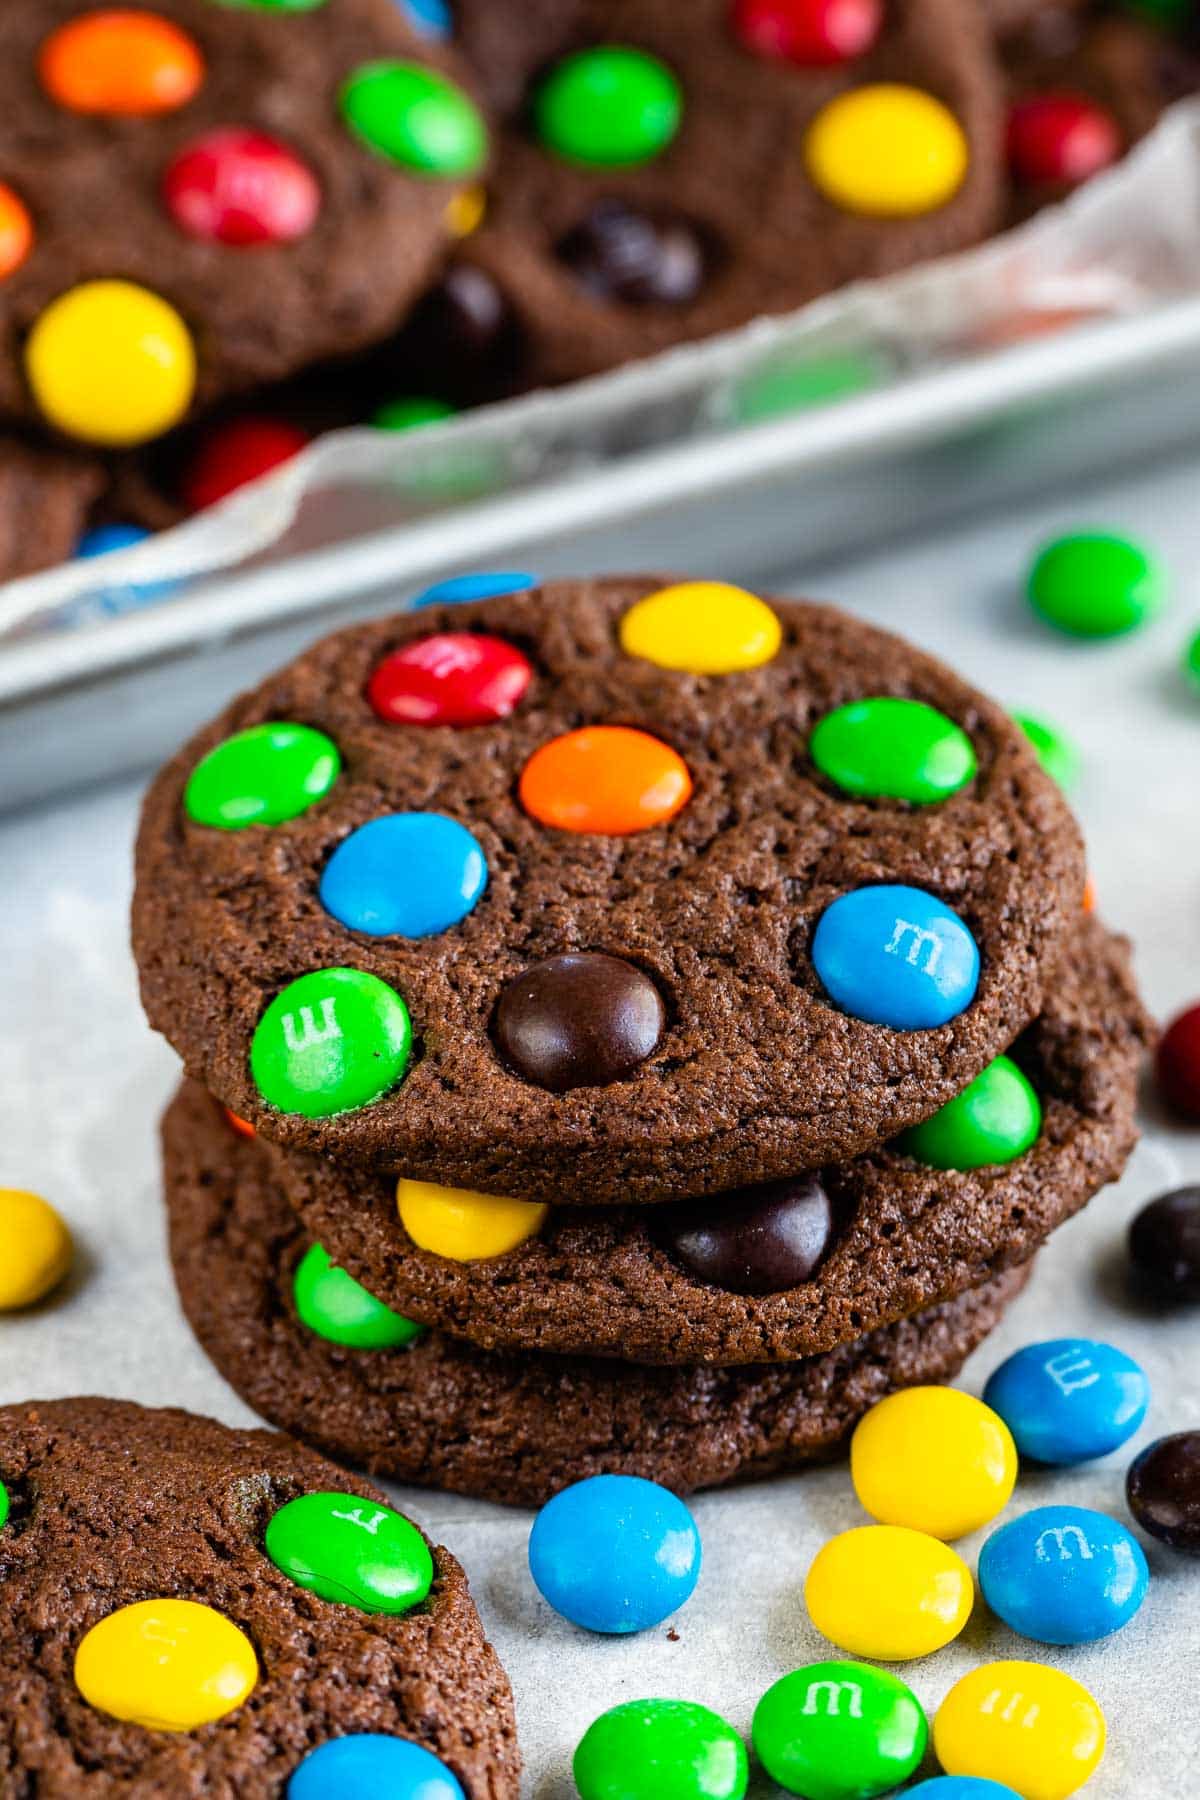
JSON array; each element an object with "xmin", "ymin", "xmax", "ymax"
[
  {"xmin": 183, "ymin": 417, "xmax": 311, "ymax": 512},
  {"xmin": 1006, "ymin": 94, "xmax": 1121, "ymax": 187},
  {"xmin": 732, "ymin": 0, "xmax": 882, "ymax": 67},
  {"xmin": 367, "ymin": 633, "xmax": 533, "ymax": 727},
  {"xmin": 164, "ymin": 129, "xmax": 321, "ymax": 247},
  {"xmin": 1158, "ymin": 1002, "xmax": 1200, "ymax": 1120}
]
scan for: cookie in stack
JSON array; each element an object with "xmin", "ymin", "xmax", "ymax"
[{"xmin": 132, "ymin": 576, "xmax": 1150, "ymax": 1504}]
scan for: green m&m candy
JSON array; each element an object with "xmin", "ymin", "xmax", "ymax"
[
  {"xmin": 340, "ymin": 62, "xmax": 487, "ymax": 176},
  {"xmin": 574, "ymin": 1699, "xmax": 748, "ymax": 1800},
  {"xmin": 810, "ymin": 697, "xmax": 976, "ymax": 804},
  {"xmin": 1183, "ymin": 626, "xmax": 1200, "ymax": 691},
  {"xmin": 294, "ymin": 1243, "xmax": 425, "ymax": 1349},
  {"xmin": 752, "ymin": 1661, "xmax": 927, "ymax": 1800},
  {"xmin": 265, "ymin": 1490, "xmax": 433, "ymax": 1613},
  {"xmin": 535, "ymin": 47, "xmax": 682, "ymax": 167},
  {"xmin": 1013, "ymin": 710, "xmax": 1080, "ymax": 791},
  {"xmin": 1027, "ymin": 531, "xmax": 1165, "ymax": 637},
  {"xmin": 185, "ymin": 722, "xmax": 340, "ymax": 830},
  {"xmin": 251, "ymin": 967, "xmax": 412, "ymax": 1117},
  {"xmin": 373, "ymin": 395, "xmax": 457, "ymax": 432},
  {"xmin": 901, "ymin": 1054, "xmax": 1041, "ymax": 1171},
  {"xmin": 0, "ymin": 1479, "xmax": 9, "ymax": 1530}
]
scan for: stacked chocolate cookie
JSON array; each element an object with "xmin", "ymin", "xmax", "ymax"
[{"xmin": 133, "ymin": 576, "xmax": 1151, "ymax": 1505}]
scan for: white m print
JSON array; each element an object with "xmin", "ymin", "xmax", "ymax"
[
  {"xmin": 884, "ymin": 918, "xmax": 943, "ymax": 974},
  {"xmin": 802, "ymin": 1681, "xmax": 863, "ymax": 1719},
  {"xmin": 282, "ymin": 998, "xmax": 341, "ymax": 1054}
]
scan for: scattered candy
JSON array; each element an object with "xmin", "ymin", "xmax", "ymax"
[
  {"xmin": 39, "ymin": 10, "xmax": 204, "ymax": 116},
  {"xmin": 1128, "ymin": 1186, "xmax": 1200, "ymax": 1301},
  {"xmin": 983, "ymin": 1339, "xmax": 1149, "ymax": 1464},
  {"xmin": 979, "ymin": 1504, "xmax": 1148, "ymax": 1645},
  {"xmin": 657, "ymin": 1174, "xmax": 833, "ymax": 1293},
  {"xmin": 1026, "ymin": 531, "xmax": 1164, "ymax": 638},
  {"xmin": 0, "ymin": 183, "xmax": 33, "ymax": 281},
  {"xmin": 933, "ymin": 1661, "xmax": 1105, "ymax": 1800},
  {"xmin": 1156, "ymin": 1001, "xmax": 1200, "ymax": 1118},
  {"xmin": 411, "ymin": 570, "xmax": 537, "ymax": 608},
  {"xmin": 183, "ymin": 417, "xmax": 311, "ymax": 511},
  {"xmin": 809, "ymin": 696, "xmax": 976, "ymax": 804},
  {"xmin": 494, "ymin": 952, "xmax": 665, "ymax": 1091},
  {"xmin": 74, "ymin": 1598, "xmax": 258, "ymax": 1731},
  {"xmin": 251, "ymin": 968, "xmax": 413, "ymax": 1116},
  {"xmin": 367, "ymin": 631, "xmax": 533, "ymax": 727},
  {"xmin": 1006, "ymin": 95, "xmax": 1120, "ymax": 188},
  {"xmin": 319, "ymin": 812, "xmax": 487, "ymax": 938},
  {"xmin": 519, "ymin": 726, "xmax": 692, "ymax": 835},
  {"xmin": 900, "ymin": 1055, "xmax": 1041, "ymax": 1171},
  {"xmin": 752, "ymin": 1660, "xmax": 927, "ymax": 1800},
  {"xmin": 805, "ymin": 85, "xmax": 968, "ymax": 217},
  {"xmin": 811, "ymin": 884, "xmax": 980, "ymax": 1030},
  {"xmin": 528, "ymin": 1473, "xmax": 701, "ymax": 1633},
  {"xmin": 265, "ymin": 1491, "xmax": 433, "ymax": 1613},
  {"xmin": 25, "ymin": 280, "xmax": 197, "ymax": 447},
  {"xmin": 1012, "ymin": 710, "xmax": 1080, "ymax": 791},
  {"xmin": 397, "ymin": 1178, "xmax": 548, "ymax": 1261},
  {"xmin": 184, "ymin": 722, "xmax": 340, "ymax": 829},
  {"xmin": 805, "ymin": 1524, "xmax": 973, "ymax": 1661},
  {"xmin": 164, "ymin": 128, "xmax": 320, "ymax": 246},
  {"xmin": 535, "ymin": 47, "xmax": 683, "ymax": 167},
  {"xmin": 558, "ymin": 200, "xmax": 706, "ymax": 305},
  {"xmin": 293, "ymin": 1243, "xmax": 425, "ymax": 1349},
  {"xmin": 619, "ymin": 581, "xmax": 782, "ymax": 674},
  {"xmin": 373, "ymin": 395, "xmax": 457, "ymax": 431},
  {"xmin": 340, "ymin": 62, "xmax": 487, "ymax": 176},
  {"xmin": 574, "ymin": 1699, "xmax": 748, "ymax": 1800},
  {"xmin": 732, "ymin": 0, "xmax": 883, "ymax": 67},
  {"xmin": 1126, "ymin": 1431, "xmax": 1200, "ymax": 1551},
  {"xmin": 851, "ymin": 1386, "xmax": 1016, "ymax": 1539},
  {"xmin": 289, "ymin": 1736, "xmax": 464, "ymax": 1800},
  {"xmin": 0, "ymin": 1189, "xmax": 72, "ymax": 1310}
]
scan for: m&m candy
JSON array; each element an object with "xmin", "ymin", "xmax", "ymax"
[
  {"xmin": 809, "ymin": 697, "xmax": 976, "ymax": 804},
  {"xmin": 1184, "ymin": 624, "xmax": 1200, "ymax": 690},
  {"xmin": 752, "ymin": 1661, "xmax": 927, "ymax": 1800},
  {"xmin": 982, "ymin": 1339, "xmax": 1149, "ymax": 1464},
  {"xmin": 805, "ymin": 1525, "xmax": 973, "ymax": 1661},
  {"xmin": 851, "ymin": 1386, "xmax": 1017, "ymax": 1539},
  {"xmin": 183, "ymin": 418, "xmax": 311, "ymax": 511},
  {"xmin": 401, "ymin": 0, "xmax": 453, "ymax": 37},
  {"xmin": 164, "ymin": 129, "xmax": 320, "ymax": 246},
  {"xmin": 289, "ymin": 1735, "xmax": 464, "ymax": 1800},
  {"xmin": 293, "ymin": 1243, "xmax": 425, "ymax": 1350},
  {"xmin": 367, "ymin": 632, "xmax": 533, "ymax": 726},
  {"xmin": 340, "ymin": 62, "xmax": 487, "ymax": 176},
  {"xmin": 933, "ymin": 1662, "xmax": 1105, "ymax": 1800},
  {"xmin": 319, "ymin": 813, "xmax": 488, "ymax": 937},
  {"xmin": 811, "ymin": 885, "xmax": 980, "ymax": 1030},
  {"xmin": 805, "ymin": 85, "xmax": 968, "ymax": 217},
  {"xmin": 0, "ymin": 1189, "xmax": 72, "ymax": 1310},
  {"xmin": 732, "ymin": 0, "xmax": 883, "ymax": 67},
  {"xmin": 528, "ymin": 1474, "xmax": 701, "ymax": 1633},
  {"xmin": 1012, "ymin": 711, "xmax": 1080, "ymax": 791},
  {"xmin": 397, "ymin": 1179, "xmax": 548, "ymax": 1261},
  {"xmin": 1006, "ymin": 95, "xmax": 1120, "ymax": 188},
  {"xmin": 410, "ymin": 570, "xmax": 537, "ymax": 608},
  {"xmin": 905, "ymin": 1782, "xmax": 1021, "ymax": 1799},
  {"xmin": 251, "ymin": 968, "xmax": 413, "ymax": 1117},
  {"xmin": 1156, "ymin": 1001, "xmax": 1200, "ymax": 1118},
  {"xmin": 979, "ymin": 1505, "xmax": 1148, "ymax": 1645},
  {"xmin": 557, "ymin": 200, "xmax": 706, "ymax": 306},
  {"xmin": 0, "ymin": 184, "xmax": 33, "ymax": 281},
  {"xmin": 373, "ymin": 395, "xmax": 457, "ymax": 431},
  {"xmin": 494, "ymin": 952, "xmax": 666, "ymax": 1091},
  {"xmin": 619, "ymin": 581, "xmax": 782, "ymax": 674},
  {"xmin": 900, "ymin": 1056, "xmax": 1041, "ymax": 1170},
  {"xmin": 574, "ymin": 1700, "xmax": 749, "ymax": 1800},
  {"xmin": 74, "ymin": 1599, "xmax": 258, "ymax": 1731},
  {"xmin": 0, "ymin": 1480, "xmax": 8, "ymax": 1530},
  {"xmin": 39, "ymin": 10, "xmax": 205, "ymax": 116},
  {"xmin": 520, "ymin": 726, "xmax": 692, "ymax": 834},
  {"xmin": 1128, "ymin": 1186, "xmax": 1200, "ymax": 1301},
  {"xmin": 535, "ymin": 47, "xmax": 682, "ymax": 167},
  {"xmin": 25, "ymin": 280, "xmax": 197, "ymax": 447},
  {"xmin": 1027, "ymin": 531, "xmax": 1165, "ymax": 637},
  {"xmin": 76, "ymin": 523, "xmax": 177, "ymax": 618},
  {"xmin": 657, "ymin": 1174, "xmax": 833, "ymax": 1294},
  {"xmin": 1126, "ymin": 1431, "xmax": 1200, "ymax": 1552},
  {"xmin": 265, "ymin": 1491, "xmax": 434, "ymax": 1613},
  {"xmin": 185, "ymin": 723, "xmax": 340, "ymax": 829}
]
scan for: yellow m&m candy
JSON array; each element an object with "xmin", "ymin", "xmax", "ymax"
[
  {"xmin": 934, "ymin": 1661, "xmax": 1106, "ymax": 1800},
  {"xmin": 805, "ymin": 1524, "xmax": 973, "ymax": 1661},
  {"xmin": 850, "ymin": 1385, "xmax": 1017, "ymax": 1539},
  {"xmin": 619, "ymin": 581, "xmax": 782, "ymax": 674},
  {"xmin": 0, "ymin": 1188, "xmax": 72, "ymax": 1310},
  {"xmin": 74, "ymin": 1598, "xmax": 258, "ymax": 1732},
  {"xmin": 398, "ymin": 1178, "xmax": 548, "ymax": 1261},
  {"xmin": 805, "ymin": 84, "xmax": 968, "ymax": 218},
  {"xmin": 25, "ymin": 280, "xmax": 196, "ymax": 446}
]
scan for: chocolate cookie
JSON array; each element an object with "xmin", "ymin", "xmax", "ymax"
[
  {"xmin": 0, "ymin": 1397, "xmax": 519, "ymax": 1798},
  {"xmin": 0, "ymin": 432, "xmax": 105, "ymax": 582},
  {"xmin": 133, "ymin": 577, "xmax": 1085, "ymax": 1204},
  {"xmin": 272, "ymin": 917, "xmax": 1148, "ymax": 1365},
  {"xmin": 164, "ymin": 1081, "xmax": 1032, "ymax": 1504},
  {"xmin": 0, "ymin": 0, "xmax": 489, "ymax": 447}
]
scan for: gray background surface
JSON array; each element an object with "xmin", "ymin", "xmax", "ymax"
[{"xmin": 3, "ymin": 448, "xmax": 1199, "ymax": 1796}]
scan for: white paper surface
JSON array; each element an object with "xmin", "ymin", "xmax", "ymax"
[{"xmin": 3, "ymin": 442, "xmax": 1200, "ymax": 1796}]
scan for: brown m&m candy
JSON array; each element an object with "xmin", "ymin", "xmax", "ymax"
[
  {"xmin": 494, "ymin": 953, "xmax": 665, "ymax": 1091},
  {"xmin": 557, "ymin": 200, "xmax": 707, "ymax": 306},
  {"xmin": 1126, "ymin": 1432, "xmax": 1200, "ymax": 1552},
  {"xmin": 657, "ymin": 1175, "xmax": 834, "ymax": 1294},
  {"xmin": 1128, "ymin": 1187, "xmax": 1200, "ymax": 1303}
]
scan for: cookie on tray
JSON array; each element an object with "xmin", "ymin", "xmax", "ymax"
[
  {"xmin": 164, "ymin": 1081, "xmax": 1032, "ymax": 1505},
  {"xmin": 0, "ymin": 1396, "xmax": 519, "ymax": 1798},
  {"xmin": 0, "ymin": 0, "xmax": 489, "ymax": 447},
  {"xmin": 133, "ymin": 576, "xmax": 1086, "ymax": 1204},
  {"xmin": 270, "ymin": 917, "xmax": 1149, "ymax": 1364}
]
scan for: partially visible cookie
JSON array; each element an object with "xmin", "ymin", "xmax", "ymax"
[
  {"xmin": 164, "ymin": 1080, "xmax": 1032, "ymax": 1505},
  {"xmin": 0, "ymin": 1397, "xmax": 519, "ymax": 1798}
]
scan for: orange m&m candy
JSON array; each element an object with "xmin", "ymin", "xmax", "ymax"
[
  {"xmin": 519, "ymin": 725, "xmax": 692, "ymax": 834},
  {"xmin": 39, "ymin": 10, "xmax": 205, "ymax": 117},
  {"xmin": 223, "ymin": 1107, "xmax": 256, "ymax": 1140},
  {"xmin": 0, "ymin": 186, "xmax": 33, "ymax": 281}
]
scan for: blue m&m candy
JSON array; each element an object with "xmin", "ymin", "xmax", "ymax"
[
  {"xmin": 73, "ymin": 522, "xmax": 180, "ymax": 615},
  {"xmin": 288, "ymin": 1734, "xmax": 464, "ymax": 1799},
  {"xmin": 905, "ymin": 1782, "xmax": 1021, "ymax": 1799},
  {"xmin": 412, "ymin": 570, "xmax": 536, "ymax": 609},
  {"xmin": 399, "ymin": 0, "xmax": 452, "ymax": 38},
  {"xmin": 983, "ymin": 1339, "xmax": 1149, "ymax": 1464},
  {"xmin": 979, "ymin": 1505, "xmax": 1148, "ymax": 1646},
  {"xmin": 811, "ymin": 884, "xmax": 980, "ymax": 1029},
  {"xmin": 319, "ymin": 813, "xmax": 487, "ymax": 938},
  {"xmin": 528, "ymin": 1473, "xmax": 701, "ymax": 1634}
]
